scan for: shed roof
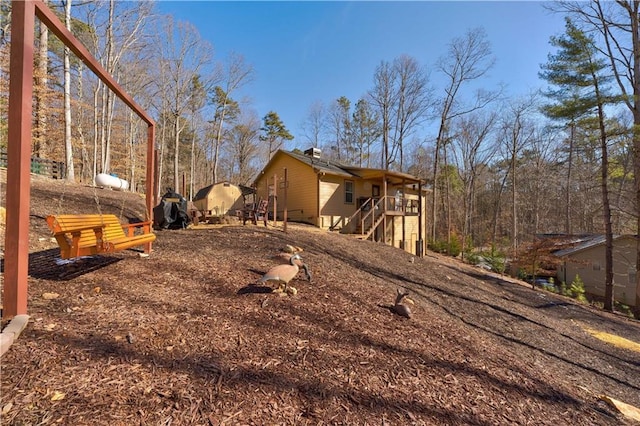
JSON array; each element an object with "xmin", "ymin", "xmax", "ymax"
[
  {"xmin": 192, "ymin": 181, "xmax": 243, "ymax": 202},
  {"xmin": 192, "ymin": 184, "xmax": 214, "ymax": 202}
]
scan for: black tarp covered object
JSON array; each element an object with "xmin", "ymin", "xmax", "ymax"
[{"xmin": 153, "ymin": 188, "xmax": 190, "ymax": 229}]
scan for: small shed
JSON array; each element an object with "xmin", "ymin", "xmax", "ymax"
[{"xmin": 192, "ymin": 182, "xmax": 244, "ymax": 217}]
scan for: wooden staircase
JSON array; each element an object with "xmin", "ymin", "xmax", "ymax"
[{"xmin": 336, "ymin": 196, "xmax": 388, "ymax": 241}]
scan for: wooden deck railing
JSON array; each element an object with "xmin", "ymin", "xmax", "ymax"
[{"xmin": 332, "ymin": 195, "xmax": 420, "ymax": 238}]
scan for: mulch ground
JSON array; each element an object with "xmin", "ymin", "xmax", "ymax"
[{"xmin": 1, "ymin": 172, "xmax": 639, "ymax": 425}]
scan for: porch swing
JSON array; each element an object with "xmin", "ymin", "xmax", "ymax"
[
  {"xmin": 46, "ymin": 213, "xmax": 156, "ymax": 259},
  {"xmin": 45, "ymin": 167, "xmax": 156, "ymax": 260}
]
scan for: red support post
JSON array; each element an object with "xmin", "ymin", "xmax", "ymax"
[
  {"xmin": 144, "ymin": 125, "xmax": 156, "ymax": 254},
  {"xmin": 4, "ymin": 0, "xmax": 36, "ymax": 319}
]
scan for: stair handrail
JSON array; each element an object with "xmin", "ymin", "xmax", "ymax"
[
  {"xmin": 337, "ymin": 197, "xmax": 373, "ymax": 233},
  {"xmin": 360, "ymin": 196, "xmax": 386, "ymax": 236},
  {"xmin": 362, "ymin": 208, "xmax": 386, "ymax": 240}
]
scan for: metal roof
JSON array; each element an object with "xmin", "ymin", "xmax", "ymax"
[
  {"xmin": 284, "ymin": 150, "xmax": 357, "ymax": 178},
  {"xmin": 553, "ymin": 234, "xmax": 637, "ymax": 257}
]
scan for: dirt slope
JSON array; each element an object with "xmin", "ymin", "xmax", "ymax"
[{"xmin": 1, "ymin": 174, "xmax": 639, "ymax": 425}]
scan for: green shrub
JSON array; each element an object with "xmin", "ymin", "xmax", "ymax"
[
  {"xmin": 615, "ymin": 299, "xmax": 633, "ymax": 317},
  {"xmin": 482, "ymin": 248, "xmax": 506, "ymax": 274},
  {"xmin": 448, "ymin": 234, "xmax": 461, "ymax": 257},
  {"xmin": 428, "ymin": 236, "xmax": 461, "ymax": 258},
  {"xmin": 486, "ymin": 255, "xmax": 506, "ymax": 274},
  {"xmin": 559, "ymin": 281, "xmax": 569, "ymax": 296},
  {"xmin": 463, "ymin": 236, "xmax": 479, "ymax": 264},
  {"xmin": 465, "ymin": 250, "xmax": 480, "ymax": 265},
  {"xmin": 569, "ymin": 275, "xmax": 587, "ymax": 302},
  {"xmin": 428, "ymin": 239, "xmax": 448, "ymax": 254}
]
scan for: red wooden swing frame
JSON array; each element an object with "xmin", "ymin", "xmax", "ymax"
[{"xmin": 3, "ymin": 0, "xmax": 157, "ymax": 320}]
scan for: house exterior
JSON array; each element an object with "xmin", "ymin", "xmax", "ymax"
[
  {"xmin": 192, "ymin": 182, "xmax": 245, "ymax": 217},
  {"xmin": 555, "ymin": 234, "xmax": 638, "ymax": 307},
  {"xmin": 253, "ymin": 149, "xmax": 428, "ymax": 256}
]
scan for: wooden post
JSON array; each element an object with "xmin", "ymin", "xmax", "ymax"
[
  {"xmin": 418, "ymin": 180, "xmax": 423, "ymax": 257},
  {"xmin": 273, "ymin": 173, "xmax": 277, "ymax": 227},
  {"xmin": 4, "ymin": 0, "xmax": 36, "ymax": 319},
  {"xmin": 401, "ymin": 179, "xmax": 406, "ymax": 251},
  {"xmin": 283, "ymin": 168, "xmax": 288, "ymax": 233},
  {"xmin": 383, "ymin": 176, "xmax": 387, "ymax": 244}
]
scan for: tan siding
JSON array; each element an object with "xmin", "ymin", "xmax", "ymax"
[
  {"xmin": 559, "ymin": 236, "xmax": 637, "ymax": 306},
  {"xmin": 208, "ymin": 184, "xmax": 243, "ymax": 215},
  {"xmin": 255, "ymin": 153, "xmax": 318, "ymax": 225},
  {"xmin": 193, "ymin": 183, "xmax": 243, "ymax": 215},
  {"xmin": 319, "ymin": 176, "xmax": 357, "ymax": 229}
]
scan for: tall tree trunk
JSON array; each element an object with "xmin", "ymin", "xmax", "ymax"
[
  {"xmin": 511, "ymin": 143, "xmax": 518, "ymax": 258},
  {"xmin": 101, "ymin": 0, "xmax": 116, "ymax": 173},
  {"xmin": 431, "ymin": 122, "xmax": 446, "ymax": 242},
  {"xmin": 491, "ymin": 171, "xmax": 509, "ymax": 249},
  {"xmin": 174, "ymin": 115, "xmax": 180, "ymax": 193},
  {"xmin": 34, "ymin": 0, "xmax": 48, "ymax": 157},
  {"xmin": 63, "ymin": 0, "xmax": 74, "ymax": 181},
  {"xmin": 213, "ymin": 100, "xmax": 228, "ymax": 184},
  {"xmin": 597, "ymin": 105, "xmax": 614, "ymax": 311},
  {"xmin": 631, "ymin": 2, "xmax": 640, "ymax": 319},
  {"xmin": 76, "ymin": 64, "xmax": 87, "ymax": 183},
  {"xmin": 566, "ymin": 123, "xmax": 574, "ymax": 234},
  {"xmin": 190, "ymin": 115, "xmax": 196, "ymax": 200},
  {"xmin": 128, "ymin": 110, "xmax": 137, "ymax": 193},
  {"xmin": 93, "ymin": 82, "xmax": 100, "ymax": 179},
  {"xmin": 444, "ymin": 145, "xmax": 452, "ymax": 246}
]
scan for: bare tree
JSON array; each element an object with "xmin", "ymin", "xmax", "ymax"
[
  {"xmin": 450, "ymin": 110, "xmax": 498, "ymax": 257},
  {"xmin": 369, "ymin": 60, "xmax": 397, "ymax": 169},
  {"xmin": 391, "ymin": 55, "xmax": 433, "ymax": 172},
  {"xmin": 497, "ymin": 95, "xmax": 539, "ymax": 257},
  {"xmin": 300, "ymin": 100, "xmax": 326, "ymax": 148},
  {"xmin": 77, "ymin": 0, "xmax": 153, "ymax": 177},
  {"xmin": 210, "ymin": 52, "xmax": 253, "ymax": 183},
  {"xmin": 225, "ymin": 110, "xmax": 261, "ymax": 185},
  {"xmin": 352, "ymin": 98, "xmax": 380, "ymax": 167},
  {"xmin": 326, "ymin": 96, "xmax": 351, "ymax": 162},
  {"xmin": 431, "ymin": 27, "xmax": 496, "ymax": 242},
  {"xmin": 159, "ymin": 18, "xmax": 212, "ymax": 192}
]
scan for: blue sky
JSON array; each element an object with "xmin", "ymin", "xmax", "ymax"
[{"xmin": 156, "ymin": 1, "xmax": 567, "ymax": 150}]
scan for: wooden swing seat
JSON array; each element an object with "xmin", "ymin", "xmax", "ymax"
[{"xmin": 46, "ymin": 214, "xmax": 156, "ymax": 259}]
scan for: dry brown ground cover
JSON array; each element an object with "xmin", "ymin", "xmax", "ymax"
[{"xmin": 1, "ymin": 172, "xmax": 640, "ymax": 425}]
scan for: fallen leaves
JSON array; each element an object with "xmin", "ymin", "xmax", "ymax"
[
  {"xmin": 2, "ymin": 176, "xmax": 639, "ymax": 425},
  {"xmin": 50, "ymin": 391, "xmax": 65, "ymax": 402},
  {"xmin": 42, "ymin": 292, "xmax": 60, "ymax": 300}
]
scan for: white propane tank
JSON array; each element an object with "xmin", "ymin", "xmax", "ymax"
[{"xmin": 94, "ymin": 173, "xmax": 129, "ymax": 191}]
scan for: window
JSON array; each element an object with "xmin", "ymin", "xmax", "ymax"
[
  {"xmin": 345, "ymin": 180, "xmax": 354, "ymax": 204},
  {"xmin": 592, "ymin": 262, "xmax": 601, "ymax": 271}
]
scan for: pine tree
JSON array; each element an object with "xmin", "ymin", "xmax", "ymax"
[
  {"xmin": 540, "ymin": 18, "xmax": 620, "ymax": 311},
  {"xmin": 260, "ymin": 111, "xmax": 293, "ymax": 162}
]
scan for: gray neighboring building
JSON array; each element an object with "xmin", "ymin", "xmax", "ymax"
[{"xmin": 555, "ymin": 235, "xmax": 637, "ymax": 307}]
